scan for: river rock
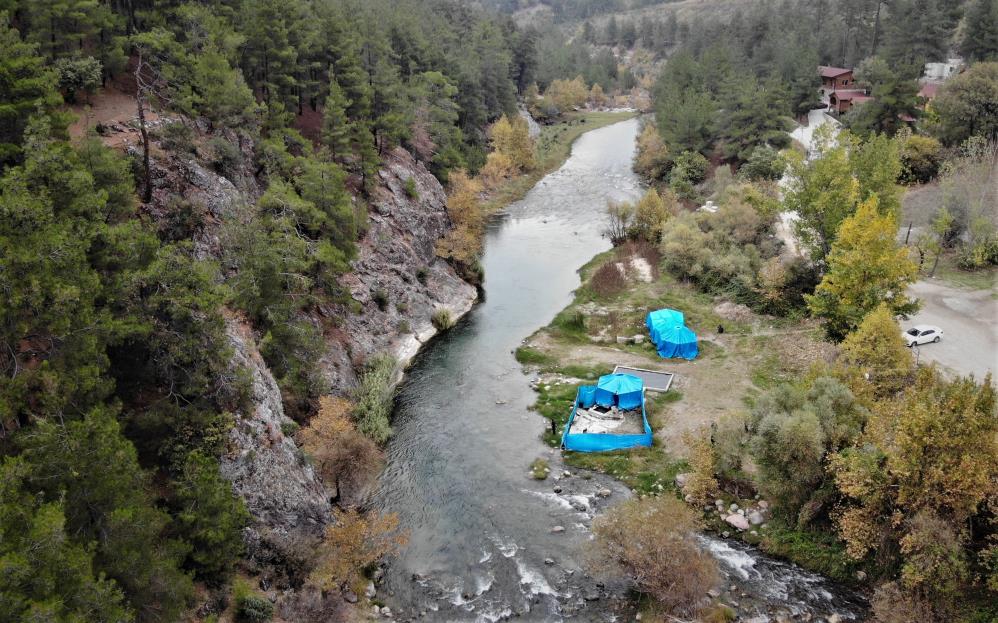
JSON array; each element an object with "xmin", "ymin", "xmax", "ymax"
[
  {"xmin": 748, "ymin": 510, "xmax": 765, "ymax": 525},
  {"xmin": 706, "ymin": 588, "xmax": 721, "ymax": 599},
  {"xmin": 725, "ymin": 513, "xmax": 750, "ymax": 531},
  {"xmin": 758, "ymin": 500, "xmax": 769, "ymax": 510},
  {"xmin": 855, "ymin": 570, "xmax": 867, "ymax": 581},
  {"xmin": 365, "ymin": 581, "xmax": 377, "ymax": 598},
  {"xmin": 675, "ymin": 473, "xmax": 691, "ymax": 488},
  {"xmin": 596, "ymin": 488, "xmax": 612, "ymax": 498},
  {"xmin": 729, "ymin": 503, "xmax": 739, "ymax": 512},
  {"xmin": 632, "ymin": 335, "xmax": 645, "ymax": 344},
  {"xmin": 552, "ymin": 525, "xmax": 566, "ymax": 533},
  {"xmin": 544, "ymin": 557, "xmax": 555, "ymax": 565},
  {"xmin": 615, "ymin": 336, "xmax": 630, "ymax": 344},
  {"xmin": 343, "ymin": 590, "xmax": 358, "ymax": 603},
  {"xmin": 380, "ymin": 606, "xmax": 392, "ymax": 617},
  {"xmin": 828, "ymin": 615, "xmax": 843, "ymax": 623}
]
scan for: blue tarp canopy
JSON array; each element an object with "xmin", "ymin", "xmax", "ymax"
[
  {"xmin": 646, "ymin": 308, "xmax": 698, "ymax": 360},
  {"xmin": 562, "ymin": 376, "xmax": 652, "ymax": 452},
  {"xmin": 594, "ymin": 373, "xmax": 644, "ymax": 410},
  {"xmin": 646, "ymin": 309, "xmax": 685, "ymax": 343}
]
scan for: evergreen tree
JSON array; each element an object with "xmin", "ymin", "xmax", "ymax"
[
  {"xmin": 0, "ymin": 17, "xmax": 61, "ymax": 167},
  {"xmin": 0, "ymin": 457, "xmax": 133, "ymax": 623},
  {"xmin": 716, "ymin": 79, "xmax": 792, "ymax": 163},
  {"xmin": 19, "ymin": 408, "xmax": 194, "ymax": 623},
  {"xmin": 321, "ymin": 79, "xmax": 353, "ymax": 159},
  {"xmin": 171, "ymin": 451, "xmax": 250, "ymax": 584},
  {"xmin": 656, "ymin": 88, "xmax": 715, "ymax": 155},
  {"xmin": 931, "ymin": 62, "xmax": 998, "ymax": 146},
  {"xmin": 961, "ymin": 0, "xmax": 998, "ymax": 62}
]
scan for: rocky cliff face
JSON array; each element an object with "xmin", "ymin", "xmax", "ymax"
[
  {"xmin": 107, "ymin": 118, "xmax": 477, "ymax": 553},
  {"xmin": 321, "ymin": 147, "xmax": 478, "ymax": 391},
  {"xmin": 220, "ymin": 315, "xmax": 330, "ymax": 557}
]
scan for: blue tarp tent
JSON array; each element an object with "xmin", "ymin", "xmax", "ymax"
[
  {"xmin": 646, "ymin": 308, "xmax": 698, "ymax": 360},
  {"xmin": 562, "ymin": 374, "xmax": 652, "ymax": 452},
  {"xmin": 646, "ymin": 309, "xmax": 685, "ymax": 343},
  {"xmin": 594, "ymin": 373, "xmax": 644, "ymax": 410}
]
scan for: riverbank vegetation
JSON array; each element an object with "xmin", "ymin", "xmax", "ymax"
[{"xmin": 520, "ymin": 117, "xmax": 996, "ymax": 618}]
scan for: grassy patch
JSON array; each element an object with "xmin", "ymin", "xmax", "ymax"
[
  {"xmin": 514, "ymin": 346, "xmax": 556, "ymax": 366},
  {"xmin": 751, "ymin": 521, "xmax": 861, "ymax": 585},
  {"xmin": 930, "ymin": 254, "xmax": 997, "ymax": 291},
  {"xmin": 566, "ymin": 447, "xmax": 688, "ymax": 497},
  {"xmin": 481, "ymin": 111, "xmax": 637, "ymax": 215},
  {"xmin": 529, "ymin": 458, "xmax": 551, "ymax": 480}
]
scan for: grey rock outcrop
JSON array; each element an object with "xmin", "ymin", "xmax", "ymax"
[
  {"xmin": 324, "ymin": 147, "xmax": 477, "ymax": 390},
  {"xmin": 220, "ymin": 316, "xmax": 330, "ymax": 555}
]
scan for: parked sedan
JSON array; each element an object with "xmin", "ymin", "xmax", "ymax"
[{"xmin": 903, "ymin": 325, "xmax": 943, "ymax": 347}]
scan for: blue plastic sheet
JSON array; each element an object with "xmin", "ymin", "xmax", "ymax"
[
  {"xmin": 594, "ymin": 373, "xmax": 644, "ymax": 410},
  {"xmin": 561, "ymin": 374, "xmax": 652, "ymax": 452},
  {"xmin": 646, "ymin": 308, "xmax": 698, "ymax": 360}
]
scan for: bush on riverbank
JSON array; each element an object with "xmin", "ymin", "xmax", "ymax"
[
  {"xmin": 352, "ymin": 355, "xmax": 397, "ymax": 444},
  {"xmin": 590, "ymin": 496, "xmax": 718, "ymax": 617}
]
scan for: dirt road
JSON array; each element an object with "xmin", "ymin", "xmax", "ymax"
[{"xmin": 907, "ymin": 280, "xmax": 997, "ymax": 381}]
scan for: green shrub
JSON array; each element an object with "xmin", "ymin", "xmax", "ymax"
[
  {"xmin": 372, "ymin": 288, "xmax": 389, "ymax": 311},
  {"xmin": 431, "ymin": 308, "xmax": 454, "ymax": 330},
  {"xmin": 514, "ymin": 346, "xmax": 555, "ymax": 366},
  {"xmin": 404, "ymin": 177, "xmax": 419, "ymax": 199},
  {"xmin": 207, "ymin": 136, "xmax": 242, "ymax": 177},
  {"xmin": 416, "ymin": 267, "xmax": 428, "ymax": 284},
  {"xmin": 551, "ymin": 309, "xmax": 586, "ymax": 338},
  {"xmin": 161, "ymin": 121, "xmax": 196, "ymax": 154},
  {"xmin": 234, "ymin": 579, "xmax": 273, "ymax": 623},
  {"xmin": 353, "ymin": 354, "xmax": 397, "ymax": 444},
  {"xmin": 397, "ymin": 320, "xmax": 412, "ymax": 334}
]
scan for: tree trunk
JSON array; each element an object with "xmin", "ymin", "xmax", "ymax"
[{"xmin": 135, "ymin": 53, "xmax": 152, "ymax": 204}]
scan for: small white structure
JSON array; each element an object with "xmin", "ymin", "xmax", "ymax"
[
  {"xmin": 698, "ymin": 200, "xmax": 718, "ymax": 213},
  {"xmin": 923, "ymin": 58, "xmax": 963, "ymax": 82}
]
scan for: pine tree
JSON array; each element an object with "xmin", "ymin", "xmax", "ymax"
[
  {"xmin": 0, "ymin": 18, "xmax": 61, "ymax": 167},
  {"xmin": 19, "ymin": 408, "xmax": 194, "ymax": 622},
  {"xmin": 716, "ymin": 79, "xmax": 792, "ymax": 163},
  {"xmin": 962, "ymin": 0, "xmax": 998, "ymax": 61},
  {"xmin": 0, "ymin": 456, "xmax": 134, "ymax": 623},
  {"xmin": 806, "ymin": 197, "xmax": 919, "ymax": 339},
  {"xmin": 322, "ymin": 79, "xmax": 353, "ymax": 159}
]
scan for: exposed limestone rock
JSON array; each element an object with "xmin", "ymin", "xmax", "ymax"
[
  {"xmin": 220, "ymin": 315, "xmax": 330, "ymax": 556},
  {"xmin": 323, "ymin": 147, "xmax": 477, "ymax": 390}
]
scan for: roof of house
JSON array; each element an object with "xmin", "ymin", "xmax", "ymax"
[
  {"xmin": 830, "ymin": 89, "xmax": 873, "ymax": 102},
  {"xmin": 819, "ymin": 65, "xmax": 853, "ymax": 78},
  {"xmin": 918, "ymin": 82, "xmax": 940, "ymax": 99}
]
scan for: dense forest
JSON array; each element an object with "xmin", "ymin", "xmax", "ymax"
[{"xmin": 0, "ymin": 1, "xmax": 539, "ymax": 621}]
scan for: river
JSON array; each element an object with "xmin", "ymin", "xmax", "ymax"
[{"xmin": 373, "ymin": 118, "xmax": 866, "ymax": 622}]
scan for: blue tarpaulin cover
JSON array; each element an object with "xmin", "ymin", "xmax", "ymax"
[
  {"xmin": 646, "ymin": 308, "xmax": 698, "ymax": 360},
  {"xmin": 562, "ymin": 373, "xmax": 652, "ymax": 452},
  {"xmin": 594, "ymin": 373, "xmax": 644, "ymax": 410},
  {"xmin": 646, "ymin": 309, "xmax": 684, "ymax": 343}
]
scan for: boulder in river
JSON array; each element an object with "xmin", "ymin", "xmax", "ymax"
[{"xmin": 552, "ymin": 525, "xmax": 566, "ymax": 533}]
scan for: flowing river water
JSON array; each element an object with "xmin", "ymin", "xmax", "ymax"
[{"xmin": 372, "ymin": 119, "xmax": 866, "ymax": 622}]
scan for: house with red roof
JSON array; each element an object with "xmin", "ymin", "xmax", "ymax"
[
  {"xmin": 828, "ymin": 89, "xmax": 873, "ymax": 114},
  {"xmin": 819, "ymin": 66, "xmax": 855, "ymax": 93}
]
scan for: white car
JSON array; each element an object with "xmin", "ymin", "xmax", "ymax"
[{"xmin": 903, "ymin": 325, "xmax": 943, "ymax": 347}]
